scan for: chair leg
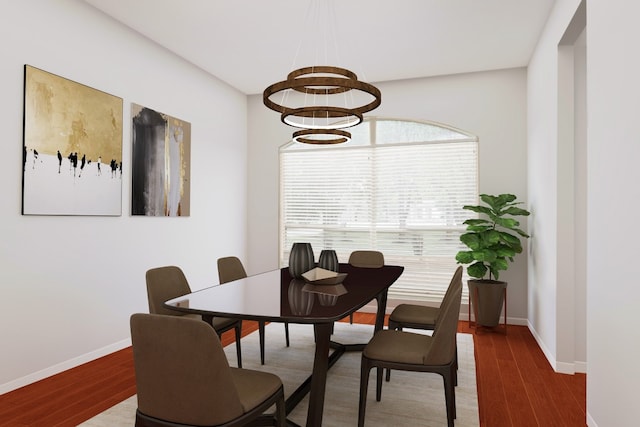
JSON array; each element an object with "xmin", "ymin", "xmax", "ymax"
[
  {"xmin": 234, "ymin": 322, "xmax": 243, "ymax": 368},
  {"xmin": 275, "ymin": 392, "xmax": 286, "ymax": 427},
  {"xmin": 284, "ymin": 322, "xmax": 290, "ymax": 347},
  {"xmin": 358, "ymin": 359, "xmax": 372, "ymax": 427},
  {"xmin": 375, "ymin": 367, "xmax": 383, "ymax": 401},
  {"xmin": 442, "ymin": 368, "xmax": 456, "ymax": 427},
  {"xmin": 349, "ymin": 313, "xmax": 354, "ymax": 324},
  {"xmin": 454, "ymin": 343, "xmax": 458, "ymax": 386},
  {"xmin": 258, "ymin": 320, "xmax": 266, "ymax": 365}
]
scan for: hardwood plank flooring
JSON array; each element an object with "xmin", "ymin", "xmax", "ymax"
[{"xmin": 0, "ymin": 315, "xmax": 586, "ymax": 426}]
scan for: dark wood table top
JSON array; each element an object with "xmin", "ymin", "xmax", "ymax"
[{"xmin": 164, "ymin": 264, "xmax": 404, "ymax": 324}]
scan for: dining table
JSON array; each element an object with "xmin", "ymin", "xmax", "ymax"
[{"xmin": 164, "ymin": 263, "xmax": 404, "ymax": 427}]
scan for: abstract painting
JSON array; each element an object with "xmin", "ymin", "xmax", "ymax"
[
  {"xmin": 131, "ymin": 104, "xmax": 191, "ymax": 216},
  {"xmin": 22, "ymin": 65, "xmax": 123, "ymax": 216}
]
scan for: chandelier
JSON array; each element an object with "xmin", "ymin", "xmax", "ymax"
[
  {"xmin": 264, "ymin": 66, "xmax": 381, "ymax": 144},
  {"xmin": 262, "ymin": 2, "xmax": 381, "ymax": 145}
]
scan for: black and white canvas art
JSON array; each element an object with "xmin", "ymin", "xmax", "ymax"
[
  {"xmin": 131, "ymin": 104, "xmax": 191, "ymax": 216},
  {"xmin": 22, "ymin": 65, "xmax": 123, "ymax": 216}
]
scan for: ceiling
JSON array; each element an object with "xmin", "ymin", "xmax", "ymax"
[{"xmin": 83, "ymin": 0, "xmax": 555, "ymax": 95}]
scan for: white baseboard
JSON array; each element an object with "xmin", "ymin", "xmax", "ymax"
[
  {"xmin": 0, "ymin": 338, "xmax": 131, "ymax": 395},
  {"xmin": 526, "ymin": 320, "xmax": 587, "ymax": 374}
]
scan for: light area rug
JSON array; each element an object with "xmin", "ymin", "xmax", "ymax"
[{"xmin": 81, "ymin": 322, "xmax": 479, "ymax": 426}]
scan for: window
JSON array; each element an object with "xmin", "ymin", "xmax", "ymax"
[{"xmin": 279, "ymin": 118, "xmax": 478, "ymax": 303}]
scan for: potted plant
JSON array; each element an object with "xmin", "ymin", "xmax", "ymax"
[{"xmin": 455, "ymin": 194, "xmax": 530, "ymax": 327}]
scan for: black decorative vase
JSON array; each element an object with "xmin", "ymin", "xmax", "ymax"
[
  {"xmin": 318, "ymin": 249, "xmax": 339, "ymax": 272},
  {"xmin": 288, "ymin": 242, "xmax": 315, "ymax": 279}
]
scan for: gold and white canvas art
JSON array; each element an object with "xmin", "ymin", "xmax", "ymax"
[{"xmin": 22, "ymin": 65, "xmax": 123, "ymax": 216}]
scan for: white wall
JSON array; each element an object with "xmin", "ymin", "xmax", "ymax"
[
  {"xmin": 0, "ymin": 0, "xmax": 248, "ymax": 393},
  {"xmin": 530, "ymin": 0, "xmax": 640, "ymax": 424},
  {"xmin": 586, "ymin": 1, "xmax": 640, "ymax": 425},
  {"xmin": 247, "ymin": 68, "xmax": 529, "ymax": 321},
  {"xmin": 526, "ymin": 0, "xmax": 585, "ymax": 374}
]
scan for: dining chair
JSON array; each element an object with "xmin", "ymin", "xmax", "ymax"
[
  {"xmin": 217, "ymin": 256, "xmax": 290, "ymax": 365},
  {"xmin": 386, "ymin": 265, "xmax": 463, "ymax": 381},
  {"xmin": 146, "ymin": 265, "xmax": 243, "ymax": 368},
  {"xmin": 346, "ymin": 250, "xmax": 385, "ymax": 323},
  {"xmin": 130, "ymin": 313, "xmax": 286, "ymax": 427},
  {"xmin": 348, "ymin": 250, "xmax": 385, "ymax": 268},
  {"xmin": 357, "ymin": 271, "xmax": 462, "ymax": 427}
]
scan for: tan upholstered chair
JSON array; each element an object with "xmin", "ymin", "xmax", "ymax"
[
  {"xmin": 146, "ymin": 265, "xmax": 243, "ymax": 368},
  {"xmin": 131, "ymin": 313, "xmax": 285, "ymax": 427},
  {"xmin": 348, "ymin": 250, "xmax": 385, "ymax": 268},
  {"xmin": 357, "ymin": 271, "xmax": 462, "ymax": 427},
  {"xmin": 386, "ymin": 266, "xmax": 463, "ymax": 381},
  {"xmin": 217, "ymin": 256, "xmax": 289, "ymax": 365},
  {"xmin": 346, "ymin": 250, "xmax": 385, "ymax": 323}
]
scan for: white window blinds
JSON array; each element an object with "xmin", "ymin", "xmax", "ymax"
[{"xmin": 280, "ymin": 118, "xmax": 478, "ymax": 303}]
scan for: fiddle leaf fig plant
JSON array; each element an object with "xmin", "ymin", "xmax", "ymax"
[{"xmin": 455, "ymin": 194, "xmax": 530, "ymax": 280}]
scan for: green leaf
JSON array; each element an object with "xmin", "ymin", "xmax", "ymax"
[
  {"xmin": 455, "ymin": 251, "xmax": 475, "ymax": 264},
  {"xmin": 481, "ymin": 194, "xmax": 515, "ymax": 211},
  {"xmin": 481, "ymin": 230, "xmax": 501, "ymax": 245},
  {"xmin": 499, "ymin": 231, "xmax": 521, "ymax": 246},
  {"xmin": 495, "ymin": 246, "xmax": 516, "ymax": 257},
  {"xmin": 466, "ymin": 224, "xmax": 493, "ymax": 233},
  {"xmin": 460, "ymin": 233, "xmax": 481, "ymax": 250},
  {"xmin": 512, "ymin": 227, "xmax": 530, "ymax": 238},
  {"xmin": 463, "ymin": 205, "xmax": 493, "ymax": 216},
  {"xmin": 495, "ymin": 217, "xmax": 519, "ymax": 228},
  {"xmin": 468, "ymin": 262, "xmax": 487, "ymax": 279},
  {"xmin": 463, "ymin": 219, "xmax": 491, "ymax": 226},
  {"xmin": 492, "ymin": 258, "xmax": 509, "ymax": 270},
  {"xmin": 473, "ymin": 249, "xmax": 497, "ymax": 262},
  {"xmin": 503, "ymin": 206, "xmax": 530, "ymax": 216}
]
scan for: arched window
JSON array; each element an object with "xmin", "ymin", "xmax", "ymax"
[{"xmin": 279, "ymin": 117, "xmax": 478, "ymax": 303}]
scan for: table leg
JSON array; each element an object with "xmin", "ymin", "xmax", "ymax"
[
  {"xmin": 306, "ymin": 322, "xmax": 332, "ymax": 427},
  {"xmin": 374, "ymin": 290, "xmax": 389, "ymax": 332}
]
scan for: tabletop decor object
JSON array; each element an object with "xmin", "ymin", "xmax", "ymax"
[
  {"xmin": 318, "ymin": 249, "xmax": 339, "ymax": 272},
  {"xmin": 455, "ymin": 193, "xmax": 530, "ymax": 328},
  {"xmin": 288, "ymin": 242, "xmax": 315, "ymax": 279},
  {"xmin": 302, "ymin": 267, "xmax": 347, "ymax": 286}
]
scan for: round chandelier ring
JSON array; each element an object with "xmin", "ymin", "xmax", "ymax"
[
  {"xmin": 287, "ymin": 66, "xmax": 358, "ymax": 94},
  {"xmin": 263, "ymin": 76, "xmax": 382, "ymax": 114},
  {"xmin": 281, "ymin": 106, "xmax": 363, "ymax": 129},
  {"xmin": 292, "ymin": 128, "xmax": 351, "ymax": 145},
  {"xmin": 287, "ymin": 66, "xmax": 358, "ymax": 80}
]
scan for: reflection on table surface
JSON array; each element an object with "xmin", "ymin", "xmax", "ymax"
[{"xmin": 164, "ymin": 264, "xmax": 404, "ymax": 323}]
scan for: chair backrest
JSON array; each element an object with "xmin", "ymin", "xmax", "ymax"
[
  {"xmin": 217, "ymin": 256, "xmax": 248, "ymax": 284},
  {"xmin": 423, "ymin": 271, "xmax": 462, "ymax": 365},
  {"xmin": 348, "ymin": 250, "xmax": 384, "ymax": 268},
  {"xmin": 130, "ymin": 313, "xmax": 244, "ymax": 425},
  {"xmin": 435, "ymin": 266, "xmax": 464, "ymax": 323},
  {"xmin": 145, "ymin": 266, "xmax": 192, "ymax": 316}
]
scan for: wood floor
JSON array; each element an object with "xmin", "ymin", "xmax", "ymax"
[{"xmin": 0, "ymin": 315, "xmax": 586, "ymax": 426}]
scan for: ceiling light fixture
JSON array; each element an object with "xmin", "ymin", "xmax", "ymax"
[{"xmin": 262, "ymin": 3, "xmax": 381, "ymax": 145}]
